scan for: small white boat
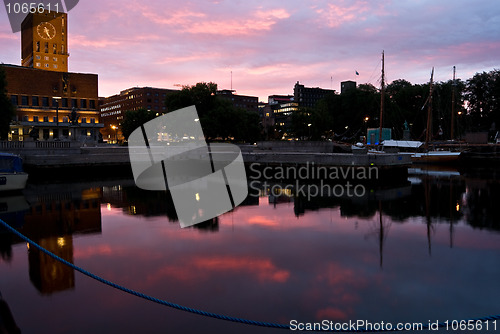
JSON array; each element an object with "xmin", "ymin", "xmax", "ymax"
[{"xmin": 0, "ymin": 153, "xmax": 28, "ymax": 191}]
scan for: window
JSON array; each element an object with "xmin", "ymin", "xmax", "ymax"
[
  {"xmin": 42, "ymin": 97, "xmax": 49, "ymax": 107},
  {"xmin": 89, "ymin": 100, "xmax": 95, "ymax": 109},
  {"xmin": 81, "ymin": 117, "xmax": 87, "ymax": 123},
  {"xmin": 53, "ymin": 57, "xmax": 57, "ymax": 62},
  {"xmin": 35, "ymin": 55, "xmax": 41, "ymax": 60},
  {"xmin": 62, "ymin": 129, "xmax": 69, "ymax": 137},
  {"xmin": 43, "ymin": 116, "xmax": 48, "ymax": 122},
  {"xmin": 32, "ymin": 96, "xmax": 39, "ymax": 106},
  {"xmin": 44, "ymin": 56, "xmax": 49, "ymax": 61},
  {"xmin": 53, "ymin": 44, "xmax": 57, "ymax": 54},
  {"xmin": 33, "ymin": 116, "xmax": 39, "ymax": 122},
  {"xmin": 43, "ymin": 129, "xmax": 49, "ymax": 139},
  {"xmin": 10, "ymin": 95, "xmax": 17, "ymax": 105},
  {"xmin": 44, "ymin": 42, "xmax": 48, "ymax": 53},
  {"xmin": 71, "ymin": 99, "xmax": 77, "ymax": 108},
  {"xmin": 62, "ymin": 98, "xmax": 68, "ymax": 107},
  {"xmin": 53, "ymin": 116, "xmax": 57, "ymax": 122},
  {"xmin": 21, "ymin": 96, "xmax": 29, "ymax": 106},
  {"xmin": 61, "ymin": 45, "xmax": 64, "ymax": 54},
  {"xmin": 90, "ymin": 118, "xmax": 95, "ymax": 123},
  {"xmin": 23, "ymin": 116, "xmax": 28, "ymax": 122},
  {"xmin": 35, "ymin": 62, "xmax": 41, "ymax": 67},
  {"xmin": 36, "ymin": 41, "xmax": 40, "ymax": 52},
  {"xmin": 80, "ymin": 99, "xmax": 87, "ymax": 108},
  {"xmin": 53, "ymin": 64, "xmax": 58, "ymax": 69},
  {"xmin": 44, "ymin": 64, "xmax": 49, "ymax": 68},
  {"xmin": 62, "ymin": 117, "xmax": 68, "ymax": 123}
]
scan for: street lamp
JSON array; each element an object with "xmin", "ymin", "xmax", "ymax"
[
  {"xmin": 53, "ymin": 97, "xmax": 61, "ymax": 139},
  {"xmin": 307, "ymin": 123, "xmax": 312, "ymax": 140},
  {"xmin": 111, "ymin": 125, "xmax": 117, "ymax": 144}
]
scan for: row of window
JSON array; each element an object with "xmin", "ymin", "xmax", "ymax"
[
  {"xmin": 10, "ymin": 95, "xmax": 96, "ymax": 109},
  {"xmin": 36, "ymin": 41, "xmax": 64, "ymax": 54},
  {"xmin": 21, "ymin": 115, "xmax": 96, "ymax": 123}
]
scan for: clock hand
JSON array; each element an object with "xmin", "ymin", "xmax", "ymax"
[{"xmin": 44, "ymin": 27, "xmax": 50, "ymax": 38}]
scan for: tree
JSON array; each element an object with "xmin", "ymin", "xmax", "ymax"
[
  {"xmin": 0, "ymin": 67, "xmax": 16, "ymax": 140},
  {"xmin": 165, "ymin": 82, "xmax": 261, "ymax": 142},
  {"xmin": 465, "ymin": 69, "xmax": 500, "ymax": 131},
  {"xmin": 120, "ymin": 108, "xmax": 157, "ymax": 140}
]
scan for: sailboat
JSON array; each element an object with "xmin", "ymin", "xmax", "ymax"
[{"xmin": 410, "ymin": 68, "xmax": 461, "ymax": 164}]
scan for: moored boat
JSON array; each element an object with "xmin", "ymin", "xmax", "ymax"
[{"xmin": 0, "ymin": 153, "xmax": 28, "ymax": 191}]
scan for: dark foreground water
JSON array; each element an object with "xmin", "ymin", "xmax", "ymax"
[{"xmin": 0, "ymin": 167, "xmax": 499, "ymax": 333}]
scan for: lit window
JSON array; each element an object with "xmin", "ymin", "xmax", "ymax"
[
  {"xmin": 53, "ymin": 64, "xmax": 58, "ymax": 69},
  {"xmin": 53, "ymin": 57, "xmax": 57, "ymax": 62},
  {"xmin": 44, "ymin": 64, "xmax": 49, "ymax": 68},
  {"xmin": 35, "ymin": 55, "xmax": 41, "ymax": 60},
  {"xmin": 35, "ymin": 62, "xmax": 41, "ymax": 67}
]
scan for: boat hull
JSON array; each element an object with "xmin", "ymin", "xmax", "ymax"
[
  {"xmin": 0, "ymin": 173, "xmax": 28, "ymax": 191},
  {"xmin": 411, "ymin": 151, "xmax": 461, "ymax": 164}
]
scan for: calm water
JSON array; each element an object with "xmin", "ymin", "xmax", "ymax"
[{"xmin": 1, "ymin": 168, "xmax": 499, "ymax": 333}]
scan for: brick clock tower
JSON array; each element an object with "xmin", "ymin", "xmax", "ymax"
[{"xmin": 21, "ymin": 10, "xmax": 69, "ymax": 72}]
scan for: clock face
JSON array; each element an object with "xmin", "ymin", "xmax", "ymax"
[{"xmin": 37, "ymin": 22, "xmax": 56, "ymax": 40}]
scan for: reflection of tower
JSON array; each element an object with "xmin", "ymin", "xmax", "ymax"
[
  {"xmin": 28, "ymin": 235, "xmax": 74, "ymax": 294},
  {"xmin": 21, "ymin": 185, "xmax": 103, "ymax": 294}
]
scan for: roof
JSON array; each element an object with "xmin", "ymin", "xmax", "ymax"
[{"xmin": 382, "ymin": 140, "xmax": 423, "ymax": 148}]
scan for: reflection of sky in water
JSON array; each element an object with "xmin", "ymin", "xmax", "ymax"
[{"xmin": 0, "ymin": 178, "xmax": 500, "ymax": 334}]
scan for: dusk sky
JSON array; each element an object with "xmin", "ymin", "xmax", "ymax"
[{"xmin": 1, "ymin": 0, "xmax": 499, "ymax": 101}]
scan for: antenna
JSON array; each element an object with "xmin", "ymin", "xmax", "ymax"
[
  {"xmin": 378, "ymin": 50, "xmax": 385, "ymax": 147},
  {"xmin": 451, "ymin": 66, "xmax": 456, "ymax": 140}
]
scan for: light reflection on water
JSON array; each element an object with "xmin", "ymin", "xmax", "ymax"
[{"xmin": 0, "ymin": 171, "xmax": 499, "ymax": 334}]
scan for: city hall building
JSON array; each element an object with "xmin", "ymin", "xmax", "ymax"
[{"xmin": 2, "ymin": 10, "xmax": 102, "ymax": 142}]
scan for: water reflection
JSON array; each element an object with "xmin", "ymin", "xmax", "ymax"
[
  {"xmin": 0, "ymin": 169, "xmax": 499, "ymax": 333},
  {"xmin": 0, "ymin": 183, "xmax": 102, "ymax": 295}
]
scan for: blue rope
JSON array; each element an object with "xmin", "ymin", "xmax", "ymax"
[{"xmin": 1, "ymin": 218, "xmax": 499, "ymax": 332}]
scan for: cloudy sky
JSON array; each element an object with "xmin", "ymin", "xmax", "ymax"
[{"xmin": 1, "ymin": 0, "xmax": 499, "ymax": 101}]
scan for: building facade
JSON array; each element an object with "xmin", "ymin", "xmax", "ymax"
[
  {"xmin": 3, "ymin": 64, "xmax": 102, "ymax": 142},
  {"xmin": 341, "ymin": 80, "xmax": 357, "ymax": 94},
  {"xmin": 99, "ymin": 87, "xmax": 176, "ymax": 143},
  {"xmin": 3, "ymin": 10, "xmax": 102, "ymax": 142},
  {"xmin": 216, "ymin": 90, "xmax": 259, "ymax": 113},
  {"xmin": 293, "ymin": 81, "xmax": 335, "ymax": 108}
]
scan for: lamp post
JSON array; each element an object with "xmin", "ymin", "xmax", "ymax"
[
  {"xmin": 53, "ymin": 97, "xmax": 61, "ymax": 139},
  {"xmin": 111, "ymin": 125, "xmax": 117, "ymax": 144},
  {"xmin": 364, "ymin": 116, "xmax": 369, "ymax": 144},
  {"xmin": 307, "ymin": 123, "xmax": 312, "ymax": 140}
]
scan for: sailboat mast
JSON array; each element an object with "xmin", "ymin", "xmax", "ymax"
[
  {"xmin": 378, "ymin": 50, "xmax": 385, "ymax": 146},
  {"xmin": 451, "ymin": 66, "xmax": 456, "ymax": 140},
  {"xmin": 425, "ymin": 68, "xmax": 434, "ymax": 150}
]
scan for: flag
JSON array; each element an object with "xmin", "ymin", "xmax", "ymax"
[{"xmin": 355, "ymin": 71, "xmax": 359, "ymax": 75}]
